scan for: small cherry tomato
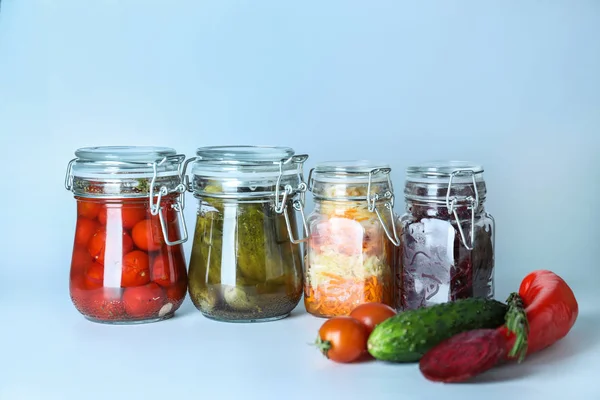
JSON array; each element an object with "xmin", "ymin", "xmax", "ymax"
[
  {"xmin": 98, "ymin": 204, "xmax": 146, "ymax": 230},
  {"xmin": 88, "ymin": 228, "xmax": 134, "ymax": 264},
  {"xmin": 122, "ymin": 283, "xmax": 165, "ymax": 318},
  {"xmin": 166, "ymin": 279, "xmax": 188, "ymax": 303},
  {"xmin": 74, "ymin": 217, "xmax": 100, "ymax": 247},
  {"xmin": 85, "ymin": 261, "xmax": 104, "ymax": 288},
  {"xmin": 82, "ymin": 288, "xmax": 125, "ymax": 320},
  {"xmin": 349, "ymin": 302, "xmax": 397, "ymax": 335},
  {"xmin": 77, "ymin": 200, "xmax": 102, "ymax": 219},
  {"xmin": 132, "ymin": 219, "xmax": 163, "ymax": 252},
  {"xmin": 70, "ymin": 246, "xmax": 93, "ymax": 276},
  {"xmin": 149, "ymin": 201, "xmax": 177, "ymax": 225},
  {"xmin": 150, "ymin": 253, "xmax": 177, "ymax": 287},
  {"xmin": 121, "ymin": 250, "xmax": 150, "ymax": 287},
  {"xmin": 315, "ymin": 316, "xmax": 368, "ymax": 363}
]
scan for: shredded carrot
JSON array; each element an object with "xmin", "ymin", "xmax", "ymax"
[
  {"xmin": 304, "ymin": 273, "xmax": 390, "ymax": 317},
  {"xmin": 342, "ymin": 207, "xmax": 370, "ymax": 222}
]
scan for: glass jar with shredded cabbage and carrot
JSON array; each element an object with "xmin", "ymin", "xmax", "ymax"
[{"xmin": 304, "ymin": 161, "xmax": 400, "ymax": 318}]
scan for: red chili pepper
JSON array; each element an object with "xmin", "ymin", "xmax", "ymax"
[
  {"xmin": 499, "ymin": 269, "xmax": 579, "ymax": 359},
  {"xmin": 419, "ymin": 270, "xmax": 578, "ymax": 383}
]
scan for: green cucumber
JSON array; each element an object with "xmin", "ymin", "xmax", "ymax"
[{"xmin": 367, "ymin": 298, "xmax": 509, "ymax": 363}]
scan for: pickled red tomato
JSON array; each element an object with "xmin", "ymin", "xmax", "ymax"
[
  {"xmin": 148, "ymin": 202, "xmax": 177, "ymax": 225},
  {"xmin": 121, "ymin": 250, "xmax": 151, "ymax": 287},
  {"xmin": 71, "ymin": 246, "xmax": 93, "ymax": 274},
  {"xmin": 85, "ymin": 261, "xmax": 104, "ymax": 288},
  {"xmin": 166, "ymin": 279, "xmax": 187, "ymax": 303},
  {"xmin": 150, "ymin": 249, "xmax": 183, "ymax": 287},
  {"xmin": 74, "ymin": 218, "xmax": 100, "ymax": 247},
  {"xmin": 122, "ymin": 283, "xmax": 165, "ymax": 318},
  {"xmin": 77, "ymin": 201, "xmax": 101, "ymax": 219},
  {"xmin": 98, "ymin": 205, "xmax": 146, "ymax": 230},
  {"xmin": 88, "ymin": 228, "xmax": 134, "ymax": 264},
  {"xmin": 82, "ymin": 289, "xmax": 126, "ymax": 320},
  {"xmin": 132, "ymin": 219, "xmax": 163, "ymax": 252}
]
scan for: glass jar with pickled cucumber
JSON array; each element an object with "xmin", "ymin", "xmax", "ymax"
[
  {"xmin": 304, "ymin": 161, "xmax": 400, "ymax": 318},
  {"xmin": 64, "ymin": 146, "xmax": 189, "ymax": 324},
  {"xmin": 184, "ymin": 146, "xmax": 309, "ymax": 322}
]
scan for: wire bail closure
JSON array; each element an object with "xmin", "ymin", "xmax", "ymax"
[
  {"xmin": 65, "ymin": 154, "xmax": 188, "ymax": 247},
  {"xmin": 148, "ymin": 156, "xmax": 189, "ymax": 246},
  {"xmin": 445, "ymin": 169, "xmax": 479, "ymax": 251},
  {"xmin": 366, "ymin": 168, "xmax": 401, "ymax": 247},
  {"xmin": 274, "ymin": 154, "xmax": 309, "ymax": 245}
]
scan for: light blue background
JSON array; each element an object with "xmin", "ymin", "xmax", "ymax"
[{"xmin": 0, "ymin": 1, "xmax": 599, "ymax": 399}]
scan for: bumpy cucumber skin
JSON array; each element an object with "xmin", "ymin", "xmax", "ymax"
[{"xmin": 367, "ymin": 298, "xmax": 508, "ymax": 363}]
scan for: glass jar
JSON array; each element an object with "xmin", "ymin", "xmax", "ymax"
[
  {"xmin": 184, "ymin": 146, "xmax": 308, "ymax": 322},
  {"xmin": 64, "ymin": 146, "xmax": 189, "ymax": 324},
  {"xmin": 399, "ymin": 161, "xmax": 495, "ymax": 310},
  {"xmin": 304, "ymin": 161, "xmax": 399, "ymax": 318}
]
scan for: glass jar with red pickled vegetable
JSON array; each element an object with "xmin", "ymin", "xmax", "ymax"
[
  {"xmin": 64, "ymin": 146, "xmax": 190, "ymax": 324},
  {"xmin": 184, "ymin": 146, "xmax": 308, "ymax": 322},
  {"xmin": 399, "ymin": 161, "xmax": 495, "ymax": 310},
  {"xmin": 304, "ymin": 161, "xmax": 400, "ymax": 318}
]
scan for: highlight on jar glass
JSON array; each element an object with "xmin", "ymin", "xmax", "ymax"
[
  {"xmin": 184, "ymin": 145, "xmax": 308, "ymax": 322},
  {"xmin": 64, "ymin": 146, "xmax": 190, "ymax": 324},
  {"xmin": 399, "ymin": 161, "xmax": 495, "ymax": 311},
  {"xmin": 304, "ymin": 161, "xmax": 400, "ymax": 318}
]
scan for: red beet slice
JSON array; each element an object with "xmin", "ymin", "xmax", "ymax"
[{"xmin": 419, "ymin": 329, "xmax": 507, "ymax": 383}]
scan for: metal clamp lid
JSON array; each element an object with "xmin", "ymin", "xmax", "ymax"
[
  {"xmin": 307, "ymin": 163, "xmax": 400, "ymax": 247},
  {"xmin": 274, "ymin": 154, "xmax": 309, "ymax": 244},
  {"xmin": 445, "ymin": 169, "xmax": 479, "ymax": 251},
  {"xmin": 367, "ymin": 168, "xmax": 400, "ymax": 247},
  {"xmin": 181, "ymin": 149, "xmax": 310, "ymax": 245},
  {"xmin": 65, "ymin": 151, "xmax": 188, "ymax": 246}
]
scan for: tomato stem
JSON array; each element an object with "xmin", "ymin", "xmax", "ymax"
[
  {"xmin": 314, "ymin": 336, "xmax": 333, "ymax": 358},
  {"xmin": 504, "ymin": 292, "xmax": 529, "ymax": 363}
]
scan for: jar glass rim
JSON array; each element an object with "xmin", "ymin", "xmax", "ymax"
[
  {"xmin": 195, "ymin": 145, "xmax": 295, "ymax": 164},
  {"xmin": 406, "ymin": 161, "xmax": 484, "ymax": 177},
  {"xmin": 74, "ymin": 146, "xmax": 177, "ymax": 163},
  {"xmin": 314, "ymin": 160, "xmax": 391, "ymax": 175}
]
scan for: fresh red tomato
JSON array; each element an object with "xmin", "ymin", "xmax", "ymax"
[
  {"xmin": 74, "ymin": 217, "xmax": 100, "ymax": 247},
  {"xmin": 98, "ymin": 204, "xmax": 146, "ymax": 229},
  {"xmin": 315, "ymin": 316, "xmax": 368, "ymax": 363},
  {"xmin": 121, "ymin": 250, "xmax": 150, "ymax": 287},
  {"xmin": 349, "ymin": 302, "xmax": 397, "ymax": 335},
  {"xmin": 87, "ymin": 228, "xmax": 134, "ymax": 264},
  {"xmin": 77, "ymin": 200, "xmax": 102, "ymax": 219},
  {"xmin": 82, "ymin": 288, "xmax": 126, "ymax": 320},
  {"xmin": 122, "ymin": 283, "xmax": 165, "ymax": 318},
  {"xmin": 132, "ymin": 219, "xmax": 163, "ymax": 252}
]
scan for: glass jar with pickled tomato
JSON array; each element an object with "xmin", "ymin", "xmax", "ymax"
[
  {"xmin": 399, "ymin": 161, "xmax": 495, "ymax": 310},
  {"xmin": 304, "ymin": 161, "xmax": 400, "ymax": 318},
  {"xmin": 64, "ymin": 146, "xmax": 189, "ymax": 324},
  {"xmin": 184, "ymin": 146, "xmax": 308, "ymax": 322}
]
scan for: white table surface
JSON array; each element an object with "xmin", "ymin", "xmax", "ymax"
[{"xmin": 2, "ymin": 282, "xmax": 599, "ymax": 400}]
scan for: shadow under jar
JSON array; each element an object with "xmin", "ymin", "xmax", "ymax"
[
  {"xmin": 65, "ymin": 146, "xmax": 190, "ymax": 324},
  {"xmin": 185, "ymin": 146, "xmax": 308, "ymax": 323},
  {"xmin": 304, "ymin": 161, "xmax": 400, "ymax": 318},
  {"xmin": 399, "ymin": 161, "xmax": 495, "ymax": 311}
]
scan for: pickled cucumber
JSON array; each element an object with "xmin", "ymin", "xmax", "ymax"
[{"xmin": 187, "ymin": 197, "xmax": 303, "ymax": 321}]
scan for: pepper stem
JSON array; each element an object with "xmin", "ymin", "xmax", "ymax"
[
  {"xmin": 504, "ymin": 292, "xmax": 529, "ymax": 363},
  {"xmin": 313, "ymin": 336, "xmax": 332, "ymax": 358}
]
